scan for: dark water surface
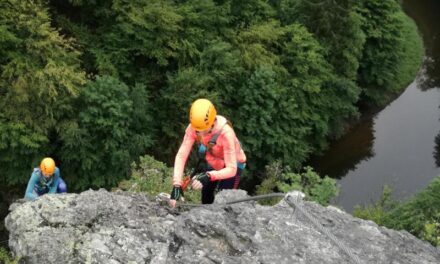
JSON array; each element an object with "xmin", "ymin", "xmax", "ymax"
[{"xmin": 311, "ymin": 0, "xmax": 440, "ymax": 212}]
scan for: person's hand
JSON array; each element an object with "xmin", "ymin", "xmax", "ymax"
[
  {"xmin": 191, "ymin": 172, "xmax": 211, "ymax": 190},
  {"xmin": 169, "ymin": 186, "xmax": 183, "ymax": 208}
]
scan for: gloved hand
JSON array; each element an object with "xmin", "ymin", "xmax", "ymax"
[
  {"xmin": 192, "ymin": 172, "xmax": 211, "ymax": 190},
  {"xmin": 170, "ymin": 186, "xmax": 183, "ymax": 200}
]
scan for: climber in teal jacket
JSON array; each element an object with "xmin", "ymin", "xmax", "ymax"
[{"xmin": 24, "ymin": 157, "xmax": 67, "ymax": 201}]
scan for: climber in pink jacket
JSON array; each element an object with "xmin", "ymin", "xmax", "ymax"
[{"xmin": 169, "ymin": 98, "xmax": 246, "ymax": 207}]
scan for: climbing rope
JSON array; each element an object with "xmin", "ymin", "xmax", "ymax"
[
  {"xmin": 223, "ymin": 192, "xmax": 285, "ymax": 205},
  {"xmin": 157, "ymin": 192, "xmax": 286, "ymax": 207}
]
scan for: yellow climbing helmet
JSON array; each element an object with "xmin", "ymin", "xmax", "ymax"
[
  {"xmin": 40, "ymin": 157, "xmax": 56, "ymax": 177},
  {"xmin": 189, "ymin": 98, "xmax": 217, "ymax": 131}
]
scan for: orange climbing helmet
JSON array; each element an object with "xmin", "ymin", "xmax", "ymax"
[
  {"xmin": 40, "ymin": 157, "xmax": 56, "ymax": 177},
  {"xmin": 189, "ymin": 98, "xmax": 217, "ymax": 131}
]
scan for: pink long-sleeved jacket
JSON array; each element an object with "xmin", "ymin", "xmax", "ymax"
[{"xmin": 172, "ymin": 115, "xmax": 246, "ymax": 186}]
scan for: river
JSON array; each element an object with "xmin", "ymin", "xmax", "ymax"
[{"xmin": 310, "ymin": 0, "xmax": 440, "ymax": 212}]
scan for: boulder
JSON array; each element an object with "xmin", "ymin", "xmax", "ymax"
[{"xmin": 5, "ymin": 189, "xmax": 440, "ymax": 263}]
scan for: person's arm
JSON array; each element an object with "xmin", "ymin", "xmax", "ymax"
[
  {"xmin": 172, "ymin": 127, "xmax": 196, "ymax": 186},
  {"xmin": 24, "ymin": 171, "xmax": 39, "ymax": 200},
  {"xmin": 48, "ymin": 167, "xmax": 60, "ymax": 194},
  {"xmin": 208, "ymin": 129, "xmax": 237, "ymax": 181}
]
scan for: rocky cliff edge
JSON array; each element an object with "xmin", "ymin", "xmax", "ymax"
[{"xmin": 5, "ymin": 189, "xmax": 440, "ymax": 263}]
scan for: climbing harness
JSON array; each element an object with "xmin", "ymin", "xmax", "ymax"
[
  {"xmin": 192, "ymin": 119, "xmax": 244, "ymax": 190},
  {"xmin": 191, "ymin": 121, "xmax": 228, "ymax": 175},
  {"xmin": 34, "ymin": 169, "xmax": 54, "ymax": 195},
  {"xmin": 196, "ymin": 120, "xmax": 231, "ymax": 156},
  {"xmin": 195, "ymin": 119, "xmax": 244, "ymax": 168}
]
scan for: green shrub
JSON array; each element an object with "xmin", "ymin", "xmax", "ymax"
[
  {"xmin": 422, "ymin": 218, "xmax": 440, "ymax": 246},
  {"xmin": 0, "ymin": 247, "xmax": 19, "ymax": 264},
  {"xmin": 116, "ymin": 155, "xmax": 200, "ymax": 203},
  {"xmin": 353, "ymin": 186, "xmax": 398, "ymax": 225},
  {"xmin": 256, "ymin": 161, "xmax": 338, "ymax": 206},
  {"xmin": 354, "ymin": 177, "xmax": 440, "ymax": 246}
]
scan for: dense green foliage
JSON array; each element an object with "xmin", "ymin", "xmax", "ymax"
[
  {"xmin": 354, "ymin": 177, "xmax": 440, "ymax": 246},
  {"xmin": 256, "ymin": 161, "xmax": 338, "ymax": 205},
  {"xmin": 58, "ymin": 76, "xmax": 153, "ymax": 190},
  {"xmin": 356, "ymin": 0, "xmax": 423, "ymax": 105},
  {"xmin": 0, "ymin": 0, "xmax": 86, "ymax": 185},
  {"xmin": 0, "ymin": 0, "xmax": 422, "ymax": 192}
]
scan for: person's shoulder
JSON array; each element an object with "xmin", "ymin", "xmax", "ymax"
[
  {"xmin": 217, "ymin": 117, "xmax": 236, "ymax": 138},
  {"xmin": 216, "ymin": 116, "xmax": 232, "ymax": 130},
  {"xmin": 216, "ymin": 115, "xmax": 227, "ymax": 124},
  {"xmin": 54, "ymin": 167, "xmax": 60, "ymax": 176},
  {"xmin": 184, "ymin": 124, "xmax": 197, "ymax": 136},
  {"xmin": 30, "ymin": 168, "xmax": 40, "ymax": 179}
]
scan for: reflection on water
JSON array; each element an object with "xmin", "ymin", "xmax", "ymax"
[
  {"xmin": 404, "ymin": 0, "xmax": 440, "ymax": 166},
  {"xmin": 417, "ymin": 57, "xmax": 440, "ymax": 91},
  {"xmin": 309, "ymin": 120, "xmax": 375, "ymax": 179},
  {"xmin": 311, "ymin": 0, "xmax": 440, "ymax": 212},
  {"xmin": 434, "ymin": 133, "xmax": 440, "ymax": 167}
]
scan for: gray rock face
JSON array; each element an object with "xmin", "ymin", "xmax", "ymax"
[{"xmin": 5, "ymin": 189, "xmax": 440, "ymax": 264}]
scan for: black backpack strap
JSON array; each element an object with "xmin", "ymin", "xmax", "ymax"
[
  {"xmin": 193, "ymin": 119, "xmax": 232, "ymax": 175},
  {"xmin": 207, "ymin": 120, "xmax": 232, "ymax": 150}
]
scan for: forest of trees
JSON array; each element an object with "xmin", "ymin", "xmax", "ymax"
[{"xmin": 0, "ymin": 0, "xmax": 423, "ymax": 192}]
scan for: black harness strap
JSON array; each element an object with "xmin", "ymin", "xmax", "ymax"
[
  {"xmin": 192, "ymin": 120, "xmax": 231, "ymax": 176},
  {"xmin": 206, "ymin": 121, "xmax": 230, "ymax": 152}
]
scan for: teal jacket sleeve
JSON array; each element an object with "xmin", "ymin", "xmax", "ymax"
[
  {"xmin": 25, "ymin": 171, "xmax": 39, "ymax": 200},
  {"xmin": 48, "ymin": 167, "xmax": 60, "ymax": 194}
]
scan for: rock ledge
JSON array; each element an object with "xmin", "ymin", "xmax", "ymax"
[{"xmin": 5, "ymin": 189, "xmax": 440, "ymax": 263}]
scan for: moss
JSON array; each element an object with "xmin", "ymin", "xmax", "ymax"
[{"xmin": 0, "ymin": 247, "xmax": 19, "ymax": 264}]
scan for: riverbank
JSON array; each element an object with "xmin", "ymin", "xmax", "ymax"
[
  {"xmin": 310, "ymin": 0, "xmax": 439, "ymax": 212},
  {"xmin": 347, "ymin": 9, "xmax": 424, "ymax": 135},
  {"xmin": 308, "ymin": 6, "xmax": 424, "ymax": 175}
]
